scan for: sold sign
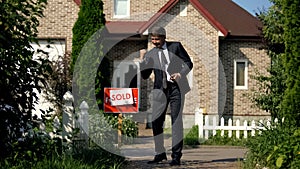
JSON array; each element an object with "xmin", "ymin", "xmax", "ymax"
[
  {"xmin": 104, "ymin": 88, "xmax": 139, "ymax": 113},
  {"xmin": 110, "ymin": 88, "xmax": 133, "ymax": 106}
]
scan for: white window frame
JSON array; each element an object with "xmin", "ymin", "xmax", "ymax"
[
  {"xmin": 234, "ymin": 59, "xmax": 248, "ymax": 90},
  {"xmin": 180, "ymin": 4, "xmax": 188, "ymax": 16},
  {"xmin": 113, "ymin": 0, "xmax": 130, "ymax": 19}
]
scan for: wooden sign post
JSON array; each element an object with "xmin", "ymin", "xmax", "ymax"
[
  {"xmin": 104, "ymin": 88, "xmax": 139, "ymax": 147},
  {"xmin": 118, "ymin": 113, "xmax": 122, "ymax": 147}
]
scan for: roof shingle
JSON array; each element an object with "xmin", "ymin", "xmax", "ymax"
[{"xmin": 196, "ymin": 0, "xmax": 262, "ymax": 37}]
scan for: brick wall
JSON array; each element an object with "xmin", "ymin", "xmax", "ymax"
[
  {"xmin": 147, "ymin": 1, "xmax": 220, "ymax": 115},
  {"xmin": 219, "ymin": 40, "xmax": 270, "ymax": 118},
  {"xmin": 103, "ymin": 0, "xmax": 221, "ymax": 116},
  {"xmin": 37, "ymin": 0, "xmax": 79, "ymax": 53}
]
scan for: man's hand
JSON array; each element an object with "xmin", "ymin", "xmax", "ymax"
[
  {"xmin": 139, "ymin": 49, "xmax": 147, "ymax": 60},
  {"xmin": 170, "ymin": 73, "xmax": 181, "ymax": 81}
]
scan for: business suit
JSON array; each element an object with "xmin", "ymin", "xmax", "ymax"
[{"xmin": 140, "ymin": 40, "xmax": 193, "ymax": 165}]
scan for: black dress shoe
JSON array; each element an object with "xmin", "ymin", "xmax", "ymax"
[
  {"xmin": 169, "ymin": 159, "xmax": 181, "ymax": 166},
  {"xmin": 147, "ymin": 153, "xmax": 167, "ymax": 164}
]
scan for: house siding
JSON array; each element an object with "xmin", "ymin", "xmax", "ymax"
[{"xmin": 219, "ymin": 40, "xmax": 270, "ymax": 121}]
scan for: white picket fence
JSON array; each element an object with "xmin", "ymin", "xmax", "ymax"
[
  {"xmin": 194, "ymin": 108, "xmax": 282, "ymax": 139},
  {"xmin": 60, "ymin": 91, "xmax": 89, "ymax": 150}
]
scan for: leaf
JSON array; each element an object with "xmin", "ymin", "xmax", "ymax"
[
  {"xmin": 267, "ymin": 153, "xmax": 272, "ymax": 162},
  {"xmin": 276, "ymin": 155, "xmax": 284, "ymax": 168},
  {"xmin": 27, "ymin": 150, "xmax": 32, "ymax": 157}
]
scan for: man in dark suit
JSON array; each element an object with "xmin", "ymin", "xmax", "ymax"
[{"xmin": 140, "ymin": 26, "xmax": 193, "ymax": 166}]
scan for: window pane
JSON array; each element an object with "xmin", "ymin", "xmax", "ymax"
[
  {"xmin": 236, "ymin": 62, "xmax": 245, "ymax": 86},
  {"xmin": 115, "ymin": 0, "xmax": 128, "ymax": 16},
  {"xmin": 113, "ymin": 61, "xmax": 139, "ymax": 88}
]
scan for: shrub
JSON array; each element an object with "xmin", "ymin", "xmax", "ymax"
[
  {"xmin": 183, "ymin": 125, "xmax": 200, "ymax": 146},
  {"xmin": 106, "ymin": 114, "xmax": 138, "ymax": 144},
  {"xmin": 244, "ymin": 125, "xmax": 300, "ymax": 169}
]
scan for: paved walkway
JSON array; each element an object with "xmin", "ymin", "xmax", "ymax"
[{"xmin": 120, "ymin": 134, "xmax": 248, "ymax": 169}]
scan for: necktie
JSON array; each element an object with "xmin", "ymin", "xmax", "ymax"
[{"xmin": 159, "ymin": 49, "xmax": 167, "ymax": 89}]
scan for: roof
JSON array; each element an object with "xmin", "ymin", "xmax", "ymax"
[
  {"xmin": 106, "ymin": 21, "xmax": 147, "ymax": 35},
  {"xmin": 193, "ymin": 0, "xmax": 262, "ymax": 37},
  {"xmin": 74, "ymin": 0, "xmax": 80, "ymax": 6},
  {"xmin": 75, "ymin": 0, "xmax": 263, "ymax": 38}
]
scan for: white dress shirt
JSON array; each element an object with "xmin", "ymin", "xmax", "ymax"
[{"xmin": 159, "ymin": 43, "xmax": 172, "ymax": 82}]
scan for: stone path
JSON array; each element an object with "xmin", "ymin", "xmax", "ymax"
[
  {"xmin": 120, "ymin": 126, "xmax": 247, "ymax": 169},
  {"xmin": 123, "ymin": 145, "xmax": 246, "ymax": 169}
]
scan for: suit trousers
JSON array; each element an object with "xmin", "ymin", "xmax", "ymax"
[{"xmin": 151, "ymin": 82, "xmax": 184, "ymax": 159}]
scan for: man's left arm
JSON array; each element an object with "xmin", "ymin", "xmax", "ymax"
[
  {"xmin": 177, "ymin": 42, "xmax": 193, "ymax": 77},
  {"xmin": 170, "ymin": 42, "xmax": 193, "ymax": 81}
]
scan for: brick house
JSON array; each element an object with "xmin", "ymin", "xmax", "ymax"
[{"xmin": 36, "ymin": 0, "xmax": 270, "ymax": 128}]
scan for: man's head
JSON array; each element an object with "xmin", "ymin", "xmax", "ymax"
[{"xmin": 150, "ymin": 26, "xmax": 166, "ymax": 48}]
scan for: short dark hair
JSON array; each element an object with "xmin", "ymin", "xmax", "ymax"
[{"xmin": 150, "ymin": 26, "xmax": 166, "ymax": 37}]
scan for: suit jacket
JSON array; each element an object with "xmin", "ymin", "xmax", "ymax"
[{"xmin": 140, "ymin": 41, "xmax": 193, "ymax": 94}]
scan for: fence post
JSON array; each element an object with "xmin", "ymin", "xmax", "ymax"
[
  {"xmin": 212, "ymin": 116, "xmax": 217, "ymax": 136},
  {"xmin": 251, "ymin": 120, "xmax": 256, "ymax": 136},
  {"xmin": 79, "ymin": 101, "xmax": 89, "ymax": 148},
  {"xmin": 62, "ymin": 91, "xmax": 74, "ymax": 151},
  {"xmin": 220, "ymin": 117, "xmax": 225, "ymax": 137},
  {"xmin": 52, "ymin": 116, "xmax": 61, "ymax": 139},
  {"xmin": 243, "ymin": 120, "xmax": 248, "ymax": 139},
  {"xmin": 197, "ymin": 108, "xmax": 204, "ymax": 139},
  {"xmin": 236, "ymin": 119, "xmax": 240, "ymax": 139},
  {"xmin": 259, "ymin": 119, "xmax": 263, "ymax": 135},
  {"xmin": 204, "ymin": 116, "xmax": 209, "ymax": 139},
  {"xmin": 228, "ymin": 118, "xmax": 232, "ymax": 138}
]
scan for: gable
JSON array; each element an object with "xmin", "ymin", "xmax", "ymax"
[{"xmin": 97, "ymin": 0, "xmax": 263, "ymax": 38}]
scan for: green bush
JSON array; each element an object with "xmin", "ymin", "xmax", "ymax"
[
  {"xmin": 183, "ymin": 125, "xmax": 200, "ymax": 146},
  {"xmin": 244, "ymin": 125, "xmax": 300, "ymax": 169},
  {"xmin": 106, "ymin": 114, "xmax": 138, "ymax": 144}
]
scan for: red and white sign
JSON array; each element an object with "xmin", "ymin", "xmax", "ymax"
[
  {"xmin": 104, "ymin": 88, "xmax": 139, "ymax": 113},
  {"xmin": 110, "ymin": 88, "xmax": 133, "ymax": 106}
]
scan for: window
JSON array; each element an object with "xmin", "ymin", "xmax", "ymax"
[
  {"xmin": 114, "ymin": 0, "xmax": 130, "ymax": 18},
  {"xmin": 180, "ymin": 4, "xmax": 187, "ymax": 16},
  {"xmin": 234, "ymin": 59, "xmax": 248, "ymax": 89},
  {"xmin": 113, "ymin": 61, "xmax": 140, "ymax": 88}
]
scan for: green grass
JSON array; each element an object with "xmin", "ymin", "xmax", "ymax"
[{"xmin": 0, "ymin": 148, "xmax": 126, "ymax": 169}]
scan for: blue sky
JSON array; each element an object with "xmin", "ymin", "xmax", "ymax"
[{"xmin": 232, "ymin": 0, "xmax": 273, "ymax": 15}]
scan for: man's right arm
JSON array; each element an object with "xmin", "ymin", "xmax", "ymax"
[{"xmin": 139, "ymin": 49, "xmax": 153, "ymax": 79}]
